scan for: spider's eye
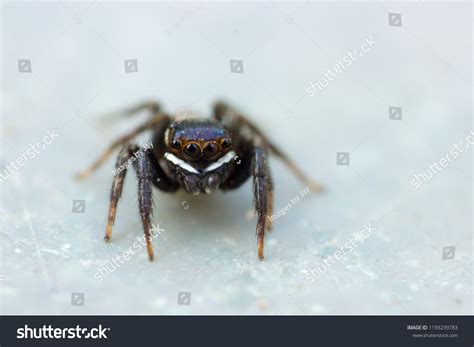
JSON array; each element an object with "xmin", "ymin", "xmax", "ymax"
[
  {"xmin": 221, "ymin": 138, "xmax": 232, "ymax": 148},
  {"xmin": 203, "ymin": 142, "xmax": 219, "ymax": 159},
  {"xmin": 184, "ymin": 143, "xmax": 201, "ymax": 160},
  {"xmin": 171, "ymin": 139, "xmax": 182, "ymax": 149}
]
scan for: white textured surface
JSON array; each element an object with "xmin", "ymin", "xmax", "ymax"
[{"xmin": 0, "ymin": 1, "xmax": 472, "ymax": 315}]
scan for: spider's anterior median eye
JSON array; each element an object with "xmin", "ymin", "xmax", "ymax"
[
  {"xmin": 184, "ymin": 143, "xmax": 201, "ymax": 160},
  {"xmin": 203, "ymin": 142, "xmax": 219, "ymax": 159},
  {"xmin": 171, "ymin": 139, "xmax": 182, "ymax": 150}
]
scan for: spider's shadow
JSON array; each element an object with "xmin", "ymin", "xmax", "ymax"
[{"xmin": 159, "ymin": 185, "xmax": 254, "ymax": 238}]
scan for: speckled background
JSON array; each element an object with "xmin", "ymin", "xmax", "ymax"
[{"xmin": 0, "ymin": 1, "xmax": 472, "ymax": 315}]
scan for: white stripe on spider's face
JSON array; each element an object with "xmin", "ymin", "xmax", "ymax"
[
  {"xmin": 203, "ymin": 151, "xmax": 236, "ymax": 173},
  {"xmin": 164, "ymin": 151, "xmax": 236, "ymax": 175},
  {"xmin": 164, "ymin": 152, "xmax": 200, "ymax": 174}
]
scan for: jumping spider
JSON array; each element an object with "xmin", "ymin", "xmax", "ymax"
[{"xmin": 76, "ymin": 101, "xmax": 322, "ymax": 261}]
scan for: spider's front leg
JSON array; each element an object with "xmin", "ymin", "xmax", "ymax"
[
  {"xmin": 132, "ymin": 148, "xmax": 156, "ymax": 260},
  {"xmin": 105, "ymin": 144, "xmax": 140, "ymax": 242},
  {"xmin": 106, "ymin": 145, "xmax": 177, "ymax": 261},
  {"xmin": 252, "ymin": 147, "xmax": 272, "ymax": 260},
  {"xmin": 131, "ymin": 147, "xmax": 179, "ymax": 260}
]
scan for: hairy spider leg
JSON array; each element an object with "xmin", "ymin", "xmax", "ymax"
[{"xmin": 75, "ymin": 112, "xmax": 170, "ymax": 180}]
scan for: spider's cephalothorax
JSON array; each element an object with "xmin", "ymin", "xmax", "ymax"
[
  {"xmin": 161, "ymin": 119, "xmax": 236, "ymax": 195},
  {"xmin": 76, "ymin": 101, "xmax": 322, "ymax": 261}
]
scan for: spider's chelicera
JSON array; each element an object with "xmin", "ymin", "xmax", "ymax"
[{"xmin": 76, "ymin": 101, "xmax": 322, "ymax": 261}]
